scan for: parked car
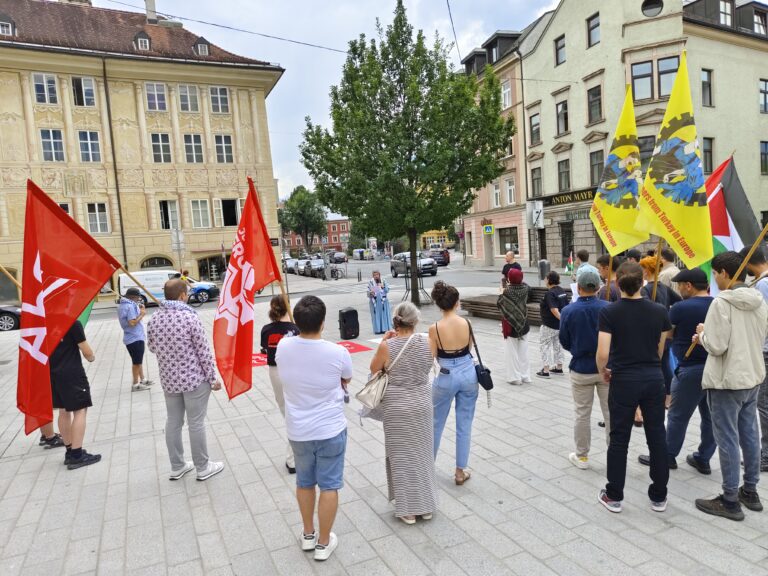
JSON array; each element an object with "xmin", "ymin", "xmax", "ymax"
[
  {"xmin": 296, "ymin": 259, "xmax": 310, "ymax": 275},
  {"xmin": 308, "ymin": 259, "xmax": 326, "ymax": 278},
  {"xmin": 0, "ymin": 304, "xmax": 21, "ymax": 331},
  {"xmin": 283, "ymin": 258, "xmax": 299, "ymax": 274},
  {"xmin": 390, "ymin": 252, "xmax": 437, "ymax": 277},
  {"xmin": 117, "ymin": 270, "xmax": 219, "ymax": 305},
  {"xmin": 428, "ymin": 249, "xmax": 450, "ymax": 266},
  {"xmin": 331, "ymin": 252, "xmax": 348, "ymax": 263}
]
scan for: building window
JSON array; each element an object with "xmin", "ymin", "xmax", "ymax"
[
  {"xmin": 658, "ymin": 56, "xmax": 679, "ymax": 99},
  {"xmin": 556, "ymin": 100, "xmax": 569, "ymax": 135},
  {"xmin": 87, "ymin": 203, "xmax": 109, "ymax": 234},
  {"xmin": 642, "ymin": 0, "xmax": 664, "ymax": 17},
  {"xmin": 40, "ymin": 129, "xmax": 64, "ymax": 162},
  {"xmin": 554, "ymin": 35, "xmax": 566, "ymax": 66},
  {"xmin": 702, "ymin": 138, "xmax": 714, "ymax": 174},
  {"xmin": 151, "ymin": 133, "xmax": 172, "ymax": 163},
  {"xmin": 761, "ymin": 142, "xmax": 768, "ymax": 175},
  {"xmin": 210, "ymin": 86, "xmax": 230, "ymax": 113},
  {"xmin": 332, "ymin": 235, "xmax": 338, "ymax": 243},
  {"xmin": 190, "ymin": 199, "xmax": 211, "ymax": 228},
  {"xmin": 146, "ymin": 83, "xmax": 167, "ymax": 111},
  {"xmin": 756, "ymin": 11, "xmax": 767, "ymax": 34},
  {"xmin": 719, "ymin": 1, "xmax": 733, "ymax": 26},
  {"xmin": 761, "ymin": 79, "xmax": 768, "ymax": 113},
  {"xmin": 501, "ymin": 80, "xmax": 512, "ymax": 109},
  {"xmin": 78, "ymin": 131, "xmax": 101, "ymax": 162},
  {"xmin": 137, "ymin": 37, "xmax": 150, "ymax": 51},
  {"xmin": 506, "ymin": 176, "xmax": 516, "ymax": 205},
  {"xmin": 196, "ymin": 43, "xmax": 209, "ymax": 56},
  {"xmin": 638, "ymin": 136, "xmax": 656, "ymax": 173},
  {"xmin": 184, "ymin": 134, "xmax": 204, "ymax": 163},
  {"xmin": 215, "ymin": 134, "xmax": 234, "ymax": 163},
  {"xmin": 331, "ymin": 224, "xmax": 337, "ymax": 232},
  {"xmin": 159, "ymin": 200, "xmax": 179, "ymax": 230},
  {"xmin": 72, "ymin": 77, "xmax": 96, "ymax": 107},
  {"xmin": 531, "ymin": 167, "xmax": 542, "ymax": 197},
  {"xmin": 587, "ymin": 13, "xmax": 600, "ymax": 47},
  {"xmin": 213, "ymin": 199, "xmax": 240, "ymax": 227},
  {"xmin": 529, "ymin": 114, "xmax": 541, "ymax": 145},
  {"xmin": 590, "ymin": 150, "xmax": 604, "ymax": 186},
  {"xmin": 58, "ymin": 202, "xmax": 71, "ymax": 215},
  {"xmin": 702, "ymin": 69, "xmax": 713, "ymax": 107},
  {"xmin": 0, "ymin": 22, "xmax": 12, "ymax": 36},
  {"xmin": 632, "ymin": 61, "xmax": 653, "ymax": 101},
  {"xmin": 587, "ymin": 85, "xmax": 602, "ymax": 124},
  {"xmin": 558, "ymin": 159, "xmax": 571, "ymax": 192},
  {"xmin": 498, "ymin": 227, "xmax": 519, "ymax": 255},
  {"xmin": 33, "ymin": 73, "xmax": 58, "ymax": 104},
  {"xmin": 492, "ymin": 182, "xmax": 500, "ymax": 207},
  {"xmin": 178, "ymin": 85, "xmax": 199, "ymax": 112},
  {"xmin": 490, "ymin": 44, "xmax": 499, "ymax": 63}
]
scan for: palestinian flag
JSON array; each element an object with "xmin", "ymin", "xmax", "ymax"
[
  {"xmin": 705, "ymin": 157, "xmax": 761, "ymax": 294},
  {"xmin": 564, "ymin": 251, "xmax": 574, "ymax": 274}
]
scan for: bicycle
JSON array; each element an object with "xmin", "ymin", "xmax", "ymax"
[
  {"xmin": 329, "ymin": 264, "xmax": 346, "ymax": 280},
  {"xmin": 187, "ymin": 285, "xmax": 210, "ymax": 307}
]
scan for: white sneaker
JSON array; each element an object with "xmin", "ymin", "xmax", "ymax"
[
  {"xmin": 651, "ymin": 498, "xmax": 668, "ymax": 513},
  {"xmin": 421, "ymin": 513, "xmax": 433, "ymax": 520},
  {"xmin": 508, "ymin": 380, "xmax": 522, "ymax": 386},
  {"xmin": 521, "ymin": 378, "xmax": 532, "ymax": 384},
  {"xmin": 169, "ymin": 461, "xmax": 194, "ymax": 481},
  {"xmin": 300, "ymin": 531, "xmax": 317, "ymax": 551},
  {"xmin": 314, "ymin": 532, "xmax": 338, "ymax": 562},
  {"xmin": 569, "ymin": 452, "xmax": 589, "ymax": 470},
  {"xmin": 141, "ymin": 379, "xmax": 155, "ymax": 386},
  {"xmin": 132, "ymin": 382, "xmax": 151, "ymax": 392},
  {"xmin": 196, "ymin": 461, "xmax": 224, "ymax": 481}
]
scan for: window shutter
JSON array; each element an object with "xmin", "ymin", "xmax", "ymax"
[{"xmin": 213, "ymin": 198, "xmax": 223, "ymax": 228}]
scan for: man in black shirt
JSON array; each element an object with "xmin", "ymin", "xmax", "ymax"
[
  {"xmin": 501, "ymin": 251, "xmax": 522, "ymax": 289},
  {"xmin": 597, "ymin": 262, "xmax": 671, "ymax": 514},
  {"xmin": 536, "ymin": 271, "xmax": 568, "ymax": 378},
  {"xmin": 596, "ymin": 254, "xmax": 621, "ymax": 302}
]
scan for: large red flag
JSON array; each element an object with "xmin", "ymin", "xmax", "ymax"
[
  {"xmin": 214, "ymin": 178, "xmax": 281, "ymax": 399},
  {"xmin": 18, "ymin": 180, "xmax": 121, "ymax": 434}
]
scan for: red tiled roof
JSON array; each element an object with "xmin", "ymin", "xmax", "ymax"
[{"xmin": 0, "ymin": 0, "xmax": 280, "ymax": 69}]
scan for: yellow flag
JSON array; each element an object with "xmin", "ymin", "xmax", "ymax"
[
  {"xmin": 635, "ymin": 51, "xmax": 713, "ymax": 268},
  {"xmin": 589, "ymin": 86, "xmax": 649, "ymax": 255}
]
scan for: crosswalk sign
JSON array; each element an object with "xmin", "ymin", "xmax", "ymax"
[{"xmin": 483, "ymin": 225, "xmax": 494, "ymax": 235}]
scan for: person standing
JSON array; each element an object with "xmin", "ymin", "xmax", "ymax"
[
  {"xmin": 637, "ymin": 268, "xmax": 716, "ymax": 473},
  {"xmin": 118, "ymin": 287, "xmax": 153, "ymax": 392},
  {"xmin": 596, "ymin": 254, "xmax": 621, "ymax": 302},
  {"xmin": 276, "ymin": 295, "xmax": 352, "ymax": 561},
  {"xmin": 559, "ymin": 270, "xmax": 610, "ymax": 470},
  {"xmin": 694, "ymin": 251, "xmax": 768, "ymax": 521},
  {"xmin": 260, "ymin": 296, "xmax": 300, "ymax": 474},
  {"xmin": 573, "ymin": 249, "xmax": 598, "ymax": 282},
  {"xmin": 370, "ymin": 302, "xmax": 436, "ymax": 524},
  {"xmin": 497, "ymin": 268, "xmax": 531, "ymax": 385},
  {"xmin": 50, "ymin": 320, "xmax": 101, "ymax": 469},
  {"xmin": 625, "ymin": 248, "xmax": 642, "ymax": 264},
  {"xmin": 429, "ymin": 281, "xmax": 479, "ymax": 486},
  {"xmin": 501, "ymin": 251, "xmax": 522, "ymax": 289},
  {"xmin": 367, "ymin": 271, "xmax": 392, "ymax": 335},
  {"xmin": 597, "ymin": 262, "xmax": 671, "ymax": 513},
  {"xmin": 741, "ymin": 244, "xmax": 768, "ymax": 472},
  {"xmin": 537, "ymin": 271, "xmax": 568, "ymax": 378},
  {"xmin": 658, "ymin": 248, "xmax": 681, "ymax": 294},
  {"xmin": 147, "ymin": 279, "xmax": 224, "ymax": 482}
]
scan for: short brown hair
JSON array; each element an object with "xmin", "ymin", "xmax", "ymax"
[
  {"xmin": 269, "ymin": 295, "xmax": 289, "ymax": 322},
  {"xmin": 164, "ymin": 279, "xmax": 189, "ymax": 301},
  {"xmin": 616, "ymin": 262, "xmax": 644, "ymax": 296}
]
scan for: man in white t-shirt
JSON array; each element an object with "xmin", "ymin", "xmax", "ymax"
[{"xmin": 276, "ymin": 295, "xmax": 353, "ymax": 562}]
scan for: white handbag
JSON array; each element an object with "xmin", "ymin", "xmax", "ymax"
[{"xmin": 356, "ymin": 335, "xmax": 415, "ymax": 410}]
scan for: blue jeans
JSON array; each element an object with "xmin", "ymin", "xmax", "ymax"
[
  {"xmin": 666, "ymin": 364, "xmax": 716, "ymax": 463},
  {"xmin": 708, "ymin": 388, "xmax": 760, "ymax": 502},
  {"xmin": 433, "ymin": 355, "xmax": 478, "ymax": 469},
  {"xmin": 290, "ymin": 429, "xmax": 347, "ymax": 491}
]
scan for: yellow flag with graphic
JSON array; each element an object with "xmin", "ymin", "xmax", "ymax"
[
  {"xmin": 635, "ymin": 51, "xmax": 712, "ymax": 268},
  {"xmin": 589, "ymin": 86, "xmax": 649, "ymax": 255}
]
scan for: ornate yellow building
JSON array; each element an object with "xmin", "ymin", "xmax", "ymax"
[{"xmin": 0, "ymin": 0, "xmax": 283, "ymax": 302}]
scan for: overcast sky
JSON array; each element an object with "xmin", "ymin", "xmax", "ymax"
[{"xmin": 92, "ymin": 0, "xmax": 560, "ymax": 199}]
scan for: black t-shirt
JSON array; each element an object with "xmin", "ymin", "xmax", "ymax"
[
  {"xmin": 540, "ymin": 286, "xmax": 569, "ymax": 329},
  {"xmin": 598, "ymin": 298, "xmax": 671, "ymax": 378},
  {"xmin": 669, "ymin": 296, "xmax": 713, "ymax": 366},
  {"xmin": 502, "ymin": 262, "xmax": 522, "ymax": 278},
  {"xmin": 641, "ymin": 281, "xmax": 681, "ymax": 310},
  {"xmin": 50, "ymin": 321, "xmax": 87, "ymax": 383},
  {"xmin": 260, "ymin": 321, "xmax": 299, "ymax": 366},
  {"xmin": 598, "ymin": 283, "xmax": 621, "ymax": 303}
]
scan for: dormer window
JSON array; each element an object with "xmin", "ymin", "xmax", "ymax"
[
  {"xmin": 138, "ymin": 38, "xmax": 150, "ymax": 50},
  {"xmin": 195, "ymin": 37, "xmax": 210, "ymax": 56},
  {"xmin": 491, "ymin": 44, "xmax": 498, "ymax": 63},
  {"xmin": 0, "ymin": 21, "xmax": 12, "ymax": 36},
  {"xmin": 135, "ymin": 32, "xmax": 151, "ymax": 51},
  {"xmin": 756, "ymin": 11, "xmax": 767, "ymax": 35}
]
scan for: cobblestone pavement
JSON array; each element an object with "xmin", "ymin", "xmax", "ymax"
[{"xmin": 0, "ymin": 287, "xmax": 767, "ymax": 575}]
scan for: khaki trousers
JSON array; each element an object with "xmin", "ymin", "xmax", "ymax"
[{"xmin": 571, "ymin": 371, "xmax": 610, "ymax": 457}]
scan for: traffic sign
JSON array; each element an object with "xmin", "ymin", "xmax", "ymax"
[{"xmin": 483, "ymin": 225, "xmax": 494, "ymax": 235}]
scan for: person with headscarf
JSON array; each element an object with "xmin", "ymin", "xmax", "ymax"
[
  {"xmin": 367, "ymin": 270, "xmax": 392, "ymax": 335},
  {"xmin": 497, "ymin": 268, "xmax": 531, "ymax": 385}
]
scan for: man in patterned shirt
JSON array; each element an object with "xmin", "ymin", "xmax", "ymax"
[{"xmin": 147, "ymin": 279, "xmax": 224, "ymax": 482}]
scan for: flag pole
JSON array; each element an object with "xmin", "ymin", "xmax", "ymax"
[
  {"xmin": 685, "ymin": 219, "xmax": 768, "ymax": 358},
  {"xmin": 605, "ymin": 255, "xmax": 612, "ymax": 301},
  {"xmin": 277, "ymin": 278, "xmax": 294, "ymax": 323},
  {"xmin": 0, "ymin": 264, "xmax": 21, "ymax": 290},
  {"xmin": 119, "ymin": 265, "xmax": 162, "ymax": 306},
  {"xmin": 651, "ymin": 237, "xmax": 663, "ymax": 301}
]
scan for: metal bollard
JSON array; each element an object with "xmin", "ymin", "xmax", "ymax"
[{"xmin": 357, "ymin": 269, "xmax": 362, "ymax": 282}]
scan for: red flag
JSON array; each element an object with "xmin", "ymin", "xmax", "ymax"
[
  {"xmin": 18, "ymin": 180, "xmax": 120, "ymax": 434},
  {"xmin": 214, "ymin": 178, "xmax": 281, "ymax": 399}
]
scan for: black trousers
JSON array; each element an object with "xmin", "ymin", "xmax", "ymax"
[{"xmin": 606, "ymin": 373, "xmax": 669, "ymax": 502}]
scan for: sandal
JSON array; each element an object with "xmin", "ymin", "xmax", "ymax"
[{"xmin": 455, "ymin": 470, "xmax": 471, "ymax": 485}]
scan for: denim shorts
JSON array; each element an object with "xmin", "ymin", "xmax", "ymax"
[{"xmin": 289, "ymin": 428, "xmax": 347, "ymax": 491}]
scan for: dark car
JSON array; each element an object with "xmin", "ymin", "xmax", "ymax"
[
  {"xmin": 332, "ymin": 252, "xmax": 348, "ymax": 263},
  {"xmin": 0, "ymin": 304, "xmax": 21, "ymax": 331},
  {"xmin": 428, "ymin": 249, "xmax": 450, "ymax": 266},
  {"xmin": 390, "ymin": 252, "xmax": 437, "ymax": 277}
]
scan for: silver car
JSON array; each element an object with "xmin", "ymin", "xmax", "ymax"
[{"xmin": 390, "ymin": 252, "xmax": 437, "ymax": 277}]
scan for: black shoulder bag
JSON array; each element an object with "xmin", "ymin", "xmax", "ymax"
[{"xmin": 467, "ymin": 322, "xmax": 493, "ymax": 391}]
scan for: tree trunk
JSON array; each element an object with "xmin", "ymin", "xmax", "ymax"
[{"xmin": 408, "ymin": 228, "xmax": 420, "ymax": 306}]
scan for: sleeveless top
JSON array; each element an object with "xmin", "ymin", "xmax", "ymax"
[{"xmin": 434, "ymin": 320, "xmax": 472, "ymax": 359}]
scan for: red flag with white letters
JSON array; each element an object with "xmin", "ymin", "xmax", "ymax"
[
  {"xmin": 18, "ymin": 180, "xmax": 120, "ymax": 434},
  {"xmin": 214, "ymin": 178, "xmax": 281, "ymax": 399}
]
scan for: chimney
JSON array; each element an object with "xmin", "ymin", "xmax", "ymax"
[{"xmin": 145, "ymin": 0, "xmax": 158, "ymax": 24}]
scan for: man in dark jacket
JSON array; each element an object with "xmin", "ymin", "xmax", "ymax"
[{"xmin": 559, "ymin": 270, "xmax": 610, "ymax": 470}]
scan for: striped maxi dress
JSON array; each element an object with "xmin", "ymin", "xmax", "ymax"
[{"xmin": 382, "ymin": 334, "xmax": 438, "ymax": 517}]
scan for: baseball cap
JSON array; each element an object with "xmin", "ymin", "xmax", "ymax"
[
  {"xmin": 577, "ymin": 270, "xmax": 601, "ymax": 291},
  {"xmin": 672, "ymin": 268, "xmax": 708, "ymax": 285},
  {"xmin": 125, "ymin": 287, "xmax": 141, "ymax": 297}
]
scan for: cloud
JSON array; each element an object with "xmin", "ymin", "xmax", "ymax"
[{"xmin": 536, "ymin": 0, "xmax": 561, "ymax": 17}]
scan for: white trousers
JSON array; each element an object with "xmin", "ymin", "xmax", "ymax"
[{"xmin": 505, "ymin": 335, "xmax": 530, "ymax": 383}]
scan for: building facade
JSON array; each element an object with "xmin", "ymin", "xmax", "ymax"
[
  {"xmin": 282, "ymin": 217, "xmax": 351, "ymax": 254},
  {"xmin": 0, "ymin": 0, "xmax": 283, "ymax": 301}
]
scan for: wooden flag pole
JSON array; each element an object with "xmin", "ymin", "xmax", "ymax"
[
  {"xmin": 685, "ymin": 219, "xmax": 768, "ymax": 358},
  {"xmin": 119, "ymin": 265, "xmax": 162, "ymax": 306},
  {"xmin": 605, "ymin": 255, "xmax": 613, "ymax": 301},
  {"xmin": 277, "ymin": 278, "xmax": 294, "ymax": 323},
  {"xmin": 651, "ymin": 237, "xmax": 663, "ymax": 302},
  {"xmin": 0, "ymin": 264, "xmax": 21, "ymax": 290}
]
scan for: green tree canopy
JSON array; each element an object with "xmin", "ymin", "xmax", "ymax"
[
  {"xmin": 301, "ymin": 0, "xmax": 515, "ymax": 303},
  {"xmin": 279, "ymin": 185, "xmax": 327, "ymax": 251}
]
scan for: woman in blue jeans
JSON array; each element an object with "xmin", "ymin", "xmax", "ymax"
[{"xmin": 428, "ymin": 281, "xmax": 479, "ymax": 485}]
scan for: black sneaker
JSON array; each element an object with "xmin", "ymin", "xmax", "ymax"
[
  {"xmin": 695, "ymin": 495, "xmax": 744, "ymax": 521},
  {"xmin": 638, "ymin": 454, "xmax": 677, "ymax": 469},
  {"xmin": 535, "ymin": 370, "xmax": 550, "ymax": 379},
  {"xmin": 738, "ymin": 487, "xmax": 763, "ymax": 512},
  {"xmin": 686, "ymin": 454, "xmax": 712, "ymax": 475},
  {"xmin": 67, "ymin": 451, "xmax": 101, "ymax": 470},
  {"xmin": 550, "ymin": 368, "xmax": 564, "ymax": 374},
  {"xmin": 40, "ymin": 434, "xmax": 64, "ymax": 449}
]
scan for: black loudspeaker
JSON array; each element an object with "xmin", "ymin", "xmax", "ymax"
[{"xmin": 339, "ymin": 307, "xmax": 359, "ymax": 340}]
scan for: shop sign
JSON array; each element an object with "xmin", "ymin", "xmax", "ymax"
[{"xmin": 542, "ymin": 188, "xmax": 595, "ymax": 207}]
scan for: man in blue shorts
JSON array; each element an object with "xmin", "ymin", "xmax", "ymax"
[{"xmin": 118, "ymin": 287, "xmax": 153, "ymax": 392}]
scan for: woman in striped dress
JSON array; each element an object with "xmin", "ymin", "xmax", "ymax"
[{"xmin": 370, "ymin": 302, "xmax": 437, "ymax": 524}]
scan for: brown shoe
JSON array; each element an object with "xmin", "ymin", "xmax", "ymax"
[
  {"xmin": 695, "ymin": 495, "xmax": 744, "ymax": 521},
  {"xmin": 455, "ymin": 470, "xmax": 471, "ymax": 486}
]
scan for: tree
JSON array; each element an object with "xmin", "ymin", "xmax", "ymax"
[
  {"xmin": 279, "ymin": 186, "xmax": 327, "ymax": 252},
  {"xmin": 301, "ymin": 0, "xmax": 514, "ymax": 303}
]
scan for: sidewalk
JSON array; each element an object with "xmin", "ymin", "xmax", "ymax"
[{"xmin": 0, "ymin": 291, "xmax": 767, "ymax": 575}]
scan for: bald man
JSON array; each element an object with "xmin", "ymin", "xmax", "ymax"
[{"xmin": 501, "ymin": 251, "xmax": 522, "ymax": 289}]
